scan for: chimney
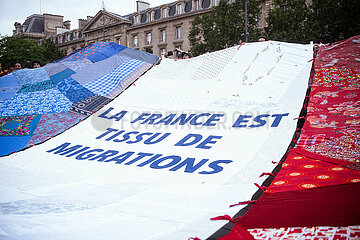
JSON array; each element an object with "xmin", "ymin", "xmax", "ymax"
[
  {"xmin": 63, "ymin": 20, "xmax": 71, "ymax": 29},
  {"xmin": 78, "ymin": 19, "xmax": 88, "ymax": 30},
  {"xmin": 136, "ymin": 1, "xmax": 150, "ymax": 12},
  {"xmin": 13, "ymin": 22, "xmax": 22, "ymax": 34}
]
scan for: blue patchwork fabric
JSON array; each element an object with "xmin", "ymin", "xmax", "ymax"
[
  {"xmin": 88, "ymin": 43, "xmax": 127, "ymax": 63},
  {"xmin": 13, "ymin": 68, "xmax": 50, "ymax": 85},
  {"xmin": 84, "ymin": 59, "xmax": 143, "ymax": 96},
  {"xmin": 61, "ymin": 41, "xmax": 111, "ymax": 61},
  {"xmin": 72, "ymin": 54, "xmax": 131, "ymax": 85},
  {"xmin": 119, "ymin": 47, "xmax": 160, "ymax": 65},
  {"xmin": 44, "ymin": 62, "xmax": 68, "ymax": 76},
  {"xmin": 0, "ymin": 74, "xmax": 20, "ymax": 100},
  {"xmin": 62, "ymin": 58, "xmax": 92, "ymax": 72},
  {"xmin": 0, "ymin": 41, "xmax": 160, "ymax": 157},
  {"xmin": 57, "ymin": 77, "xmax": 94, "ymax": 103},
  {"xmin": 50, "ymin": 68, "xmax": 76, "ymax": 85},
  {"xmin": 18, "ymin": 80, "xmax": 56, "ymax": 93},
  {"xmin": 0, "ymin": 135, "xmax": 32, "ymax": 156},
  {"xmin": 0, "ymin": 88, "xmax": 72, "ymax": 117}
]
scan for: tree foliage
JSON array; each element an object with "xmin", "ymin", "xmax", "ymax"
[
  {"xmin": 308, "ymin": 0, "xmax": 360, "ymax": 43},
  {"xmin": 189, "ymin": 0, "xmax": 262, "ymax": 57},
  {"xmin": 266, "ymin": 0, "xmax": 360, "ymax": 44},
  {"xmin": 0, "ymin": 36, "xmax": 66, "ymax": 69},
  {"xmin": 265, "ymin": 0, "xmax": 312, "ymax": 43}
]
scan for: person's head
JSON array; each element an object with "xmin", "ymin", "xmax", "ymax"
[
  {"xmin": 8, "ymin": 67, "xmax": 15, "ymax": 73},
  {"xmin": 258, "ymin": 37, "xmax": 266, "ymax": 42},
  {"xmin": 183, "ymin": 52, "xmax": 191, "ymax": 59},
  {"xmin": 14, "ymin": 62, "xmax": 22, "ymax": 70},
  {"xmin": 182, "ymin": 52, "xmax": 191, "ymax": 59},
  {"xmin": 32, "ymin": 60, "xmax": 41, "ymax": 68}
]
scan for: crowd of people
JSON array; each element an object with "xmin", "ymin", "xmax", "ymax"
[{"xmin": 0, "ymin": 60, "xmax": 42, "ymax": 77}]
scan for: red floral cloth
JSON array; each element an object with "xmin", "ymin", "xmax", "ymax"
[{"xmin": 268, "ymin": 148, "xmax": 360, "ymax": 193}]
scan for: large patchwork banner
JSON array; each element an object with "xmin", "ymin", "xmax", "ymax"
[
  {"xmin": 0, "ymin": 42, "xmax": 159, "ymax": 157},
  {"xmin": 0, "ymin": 41, "xmax": 313, "ymax": 240}
]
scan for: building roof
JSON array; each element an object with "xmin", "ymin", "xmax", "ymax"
[{"xmin": 22, "ymin": 14, "xmax": 44, "ymax": 33}]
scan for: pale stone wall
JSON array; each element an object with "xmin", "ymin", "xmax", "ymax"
[{"xmin": 43, "ymin": 14, "xmax": 65, "ymax": 36}]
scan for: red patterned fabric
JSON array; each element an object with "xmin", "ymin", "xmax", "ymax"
[
  {"xmin": 312, "ymin": 68, "xmax": 360, "ymax": 88},
  {"xmin": 299, "ymin": 67, "xmax": 360, "ymax": 162},
  {"xmin": 315, "ymin": 35, "xmax": 360, "ymax": 69},
  {"xmin": 248, "ymin": 226, "xmax": 360, "ymax": 240},
  {"xmin": 268, "ymin": 148, "xmax": 360, "ymax": 193}
]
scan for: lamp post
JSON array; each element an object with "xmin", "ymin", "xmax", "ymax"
[{"xmin": 245, "ymin": 0, "xmax": 248, "ymax": 42}]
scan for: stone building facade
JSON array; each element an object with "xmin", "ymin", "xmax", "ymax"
[
  {"xmin": 15, "ymin": 0, "xmax": 274, "ymax": 57},
  {"xmin": 13, "ymin": 13, "xmax": 70, "ymax": 41}
]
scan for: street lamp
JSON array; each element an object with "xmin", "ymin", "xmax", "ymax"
[{"xmin": 245, "ymin": 0, "xmax": 248, "ymax": 42}]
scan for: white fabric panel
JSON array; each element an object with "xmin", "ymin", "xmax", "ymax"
[{"xmin": 0, "ymin": 41, "xmax": 313, "ymax": 240}]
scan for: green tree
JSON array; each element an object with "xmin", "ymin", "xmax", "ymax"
[
  {"xmin": 309, "ymin": 0, "xmax": 360, "ymax": 43},
  {"xmin": 265, "ymin": 0, "xmax": 313, "ymax": 43},
  {"xmin": 41, "ymin": 38, "xmax": 66, "ymax": 63},
  {"xmin": 266, "ymin": 0, "xmax": 360, "ymax": 44},
  {"xmin": 189, "ymin": 0, "xmax": 261, "ymax": 57},
  {"xmin": 0, "ymin": 36, "xmax": 65, "ymax": 69}
]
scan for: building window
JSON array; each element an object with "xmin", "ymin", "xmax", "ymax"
[
  {"xmin": 213, "ymin": 0, "xmax": 219, "ymax": 6},
  {"xmin": 148, "ymin": 11, "xmax": 153, "ymax": 21},
  {"xmin": 133, "ymin": 35, "xmax": 138, "ymax": 47},
  {"xmin": 116, "ymin": 37, "xmax": 121, "ymax": 45},
  {"xmin": 160, "ymin": 48, "xmax": 166, "ymax": 57},
  {"xmin": 176, "ymin": 26, "xmax": 181, "ymax": 39},
  {"xmin": 177, "ymin": 4, "xmax": 183, "ymax": 14},
  {"xmin": 160, "ymin": 29, "xmax": 166, "ymax": 42},
  {"xmin": 135, "ymin": 15, "xmax": 140, "ymax": 24},
  {"xmin": 146, "ymin": 32, "xmax": 151, "ymax": 44},
  {"xmin": 194, "ymin": 0, "xmax": 199, "ymax": 10},
  {"xmin": 162, "ymin": 8, "xmax": 167, "ymax": 18}
]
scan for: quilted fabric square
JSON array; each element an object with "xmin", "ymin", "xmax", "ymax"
[
  {"xmin": 13, "ymin": 68, "xmax": 50, "ymax": 85},
  {"xmin": 25, "ymin": 112, "xmax": 85, "ymax": 147},
  {"xmin": 69, "ymin": 94, "xmax": 112, "ymax": 116},
  {"xmin": 84, "ymin": 59, "xmax": 143, "ymax": 97},
  {"xmin": 57, "ymin": 77, "xmax": 94, "ymax": 103},
  {"xmin": 0, "ymin": 88, "xmax": 73, "ymax": 117},
  {"xmin": 87, "ymin": 43, "xmax": 127, "ymax": 63},
  {"xmin": 0, "ymin": 115, "xmax": 37, "ymax": 136},
  {"xmin": 72, "ymin": 54, "xmax": 130, "ymax": 85},
  {"xmin": 0, "ymin": 74, "xmax": 20, "ymax": 100},
  {"xmin": 62, "ymin": 41, "xmax": 111, "ymax": 61},
  {"xmin": 62, "ymin": 58, "xmax": 92, "ymax": 72},
  {"xmin": 18, "ymin": 80, "xmax": 56, "ymax": 93},
  {"xmin": 44, "ymin": 62, "xmax": 68, "ymax": 76},
  {"xmin": 50, "ymin": 68, "xmax": 76, "ymax": 85}
]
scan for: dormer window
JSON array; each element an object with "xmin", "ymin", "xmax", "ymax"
[
  {"xmin": 134, "ymin": 15, "xmax": 140, "ymax": 24},
  {"xmin": 162, "ymin": 8, "xmax": 168, "ymax": 18},
  {"xmin": 176, "ymin": 4, "xmax": 183, "ymax": 14},
  {"xmin": 148, "ymin": 11, "xmax": 153, "ymax": 21},
  {"xmin": 194, "ymin": 0, "xmax": 199, "ymax": 10},
  {"xmin": 213, "ymin": 0, "xmax": 219, "ymax": 6}
]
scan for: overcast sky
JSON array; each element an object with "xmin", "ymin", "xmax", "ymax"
[{"xmin": 0, "ymin": 0, "xmax": 171, "ymax": 36}]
